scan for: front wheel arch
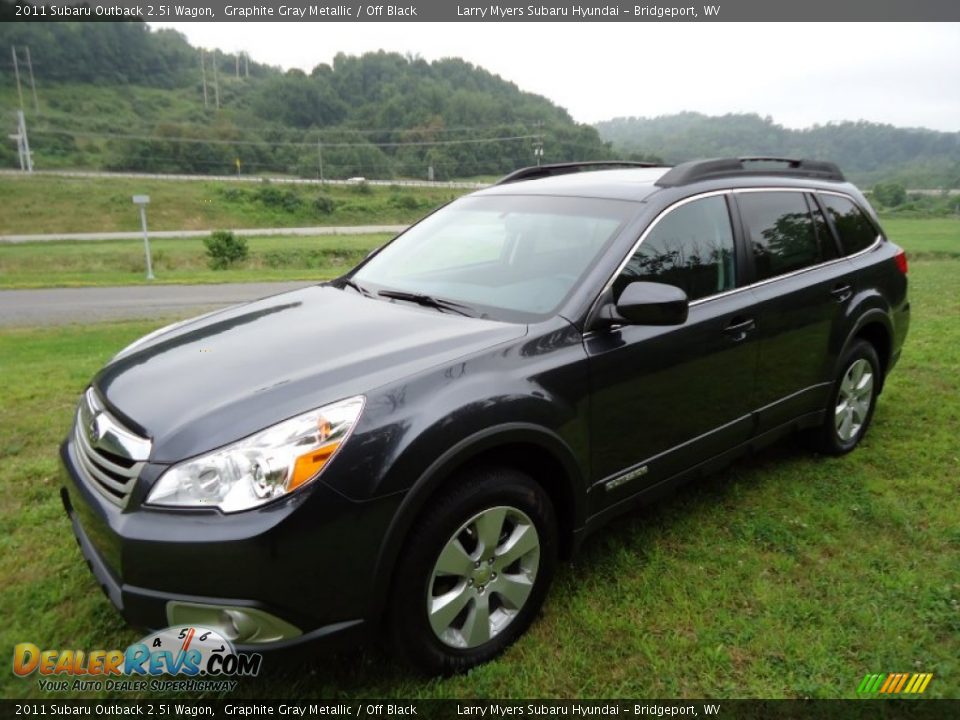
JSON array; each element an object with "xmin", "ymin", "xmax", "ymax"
[
  {"xmin": 386, "ymin": 465, "xmax": 559, "ymax": 674},
  {"xmin": 366, "ymin": 425, "xmax": 584, "ymax": 629}
]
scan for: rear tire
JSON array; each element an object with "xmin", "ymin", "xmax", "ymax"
[
  {"xmin": 388, "ymin": 466, "xmax": 558, "ymax": 675},
  {"xmin": 812, "ymin": 340, "xmax": 881, "ymax": 455}
]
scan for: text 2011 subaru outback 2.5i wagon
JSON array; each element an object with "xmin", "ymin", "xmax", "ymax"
[{"xmin": 61, "ymin": 158, "xmax": 909, "ymax": 674}]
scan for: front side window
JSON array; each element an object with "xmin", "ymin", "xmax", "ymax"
[
  {"xmin": 353, "ymin": 195, "xmax": 635, "ymax": 321},
  {"xmin": 819, "ymin": 194, "xmax": 879, "ymax": 255},
  {"xmin": 613, "ymin": 195, "xmax": 736, "ymax": 301},
  {"xmin": 737, "ymin": 191, "xmax": 833, "ymax": 281}
]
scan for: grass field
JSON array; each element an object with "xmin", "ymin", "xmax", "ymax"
[
  {"xmin": 0, "ymin": 174, "xmax": 464, "ymax": 235},
  {"xmin": 0, "ymin": 233, "xmax": 392, "ymax": 289},
  {"xmin": 1, "ymin": 217, "xmax": 957, "ymax": 290},
  {"xmin": 882, "ymin": 217, "xmax": 960, "ymax": 258},
  {"xmin": 0, "ymin": 253, "xmax": 957, "ymax": 699}
]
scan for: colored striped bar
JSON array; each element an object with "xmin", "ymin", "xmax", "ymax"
[{"xmin": 894, "ymin": 674, "xmax": 909, "ymax": 693}]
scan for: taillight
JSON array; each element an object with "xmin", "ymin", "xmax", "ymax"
[{"xmin": 894, "ymin": 249, "xmax": 908, "ymax": 275}]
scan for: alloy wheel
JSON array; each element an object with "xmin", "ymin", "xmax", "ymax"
[
  {"xmin": 835, "ymin": 358, "xmax": 874, "ymax": 442},
  {"xmin": 427, "ymin": 506, "xmax": 541, "ymax": 649}
]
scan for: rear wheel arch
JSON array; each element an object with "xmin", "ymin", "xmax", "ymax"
[
  {"xmin": 854, "ymin": 321, "xmax": 892, "ymax": 382},
  {"xmin": 841, "ymin": 311, "xmax": 893, "ymax": 391},
  {"xmin": 367, "ymin": 425, "xmax": 585, "ymax": 625}
]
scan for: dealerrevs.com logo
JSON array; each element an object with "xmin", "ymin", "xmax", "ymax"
[{"xmin": 13, "ymin": 626, "xmax": 261, "ymax": 693}]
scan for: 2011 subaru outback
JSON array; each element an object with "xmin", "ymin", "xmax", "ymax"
[{"xmin": 61, "ymin": 158, "xmax": 910, "ymax": 674}]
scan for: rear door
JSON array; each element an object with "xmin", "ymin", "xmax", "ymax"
[
  {"xmin": 586, "ymin": 194, "xmax": 759, "ymax": 508},
  {"xmin": 732, "ymin": 189, "xmax": 858, "ymax": 432}
]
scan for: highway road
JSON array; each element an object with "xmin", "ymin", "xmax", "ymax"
[
  {"xmin": 0, "ymin": 168, "xmax": 488, "ymax": 189},
  {"xmin": 0, "ymin": 281, "xmax": 313, "ymax": 327},
  {"xmin": 0, "ymin": 224, "xmax": 408, "ymax": 244}
]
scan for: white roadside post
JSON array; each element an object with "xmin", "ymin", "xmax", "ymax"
[{"xmin": 132, "ymin": 195, "xmax": 155, "ymax": 281}]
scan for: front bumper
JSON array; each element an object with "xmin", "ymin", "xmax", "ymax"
[{"xmin": 60, "ymin": 436, "xmax": 402, "ymax": 653}]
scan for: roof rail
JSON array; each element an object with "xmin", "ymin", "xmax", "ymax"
[
  {"xmin": 655, "ymin": 157, "xmax": 845, "ymax": 187},
  {"xmin": 496, "ymin": 161, "xmax": 663, "ymax": 186}
]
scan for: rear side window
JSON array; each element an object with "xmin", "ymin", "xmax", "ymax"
[
  {"xmin": 614, "ymin": 195, "xmax": 736, "ymax": 302},
  {"xmin": 819, "ymin": 194, "xmax": 879, "ymax": 255},
  {"xmin": 737, "ymin": 192, "xmax": 834, "ymax": 281}
]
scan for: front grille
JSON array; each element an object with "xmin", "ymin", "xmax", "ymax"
[{"xmin": 73, "ymin": 389, "xmax": 150, "ymax": 508}]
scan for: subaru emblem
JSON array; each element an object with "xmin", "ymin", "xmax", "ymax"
[{"xmin": 88, "ymin": 414, "xmax": 101, "ymax": 444}]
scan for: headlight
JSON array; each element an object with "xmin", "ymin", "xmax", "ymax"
[{"xmin": 146, "ymin": 396, "xmax": 364, "ymax": 513}]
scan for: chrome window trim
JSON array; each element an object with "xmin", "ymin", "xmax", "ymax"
[
  {"xmin": 599, "ymin": 189, "xmax": 731, "ymax": 297},
  {"xmin": 592, "ymin": 186, "xmax": 883, "ymax": 319}
]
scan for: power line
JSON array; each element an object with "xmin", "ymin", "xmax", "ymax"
[
  {"xmin": 29, "ymin": 112, "xmax": 544, "ymax": 138},
  {"xmin": 30, "ymin": 128, "xmax": 541, "ymax": 149}
]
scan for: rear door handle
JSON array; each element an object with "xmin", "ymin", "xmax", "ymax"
[
  {"xmin": 724, "ymin": 316, "xmax": 756, "ymax": 342},
  {"xmin": 831, "ymin": 284, "xmax": 853, "ymax": 303}
]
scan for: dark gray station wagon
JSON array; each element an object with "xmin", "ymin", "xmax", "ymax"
[{"xmin": 61, "ymin": 158, "xmax": 909, "ymax": 674}]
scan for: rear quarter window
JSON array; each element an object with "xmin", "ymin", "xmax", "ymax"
[{"xmin": 819, "ymin": 194, "xmax": 879, "ymax": 255}]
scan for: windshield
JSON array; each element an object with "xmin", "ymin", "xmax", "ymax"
[{"xmin": 352, "ymin": 195, "xmax": 636, "ymax": 322}]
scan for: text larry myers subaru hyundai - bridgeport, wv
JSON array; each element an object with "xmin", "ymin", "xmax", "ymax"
[{"xmin": 61, "ymin": 158, "xmax": 909, "ymax": 674}]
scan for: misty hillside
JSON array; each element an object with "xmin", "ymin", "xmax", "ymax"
[
  {"xmin": 596, "ymin": 113, "xmax": 960, "ymax": 188},
  {"xmin": 0, "ymin": 22, "xmax": 610, "ymax": 178}
]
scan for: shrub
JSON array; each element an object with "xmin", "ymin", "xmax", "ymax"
[
  {"xmin": 219, "ymin": 187, "xmax": 246, "ymax": 202},
  {"xmin": 203, "ymin": 230, "xmax": 249, "ymax": 270},
  {"xmin": 389, "ymin": 193, "xmax": 422, "ymax": 210},
  {"xmin": 254, "ymin": 185, "xmax": 303, "ymax": 212},
  {"xmin": 872, "ymin": 182, "xmax": 907, "ymax": 208},
  {"xmin": 313, "ymin": 193, "xmax": 337, "ymax": 215}
]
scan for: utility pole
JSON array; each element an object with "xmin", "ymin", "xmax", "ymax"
[
  {"xmin": 16, "ymin": 110, "xmax": 33, "ymax": 172},
  {"xmin": 244, "ymin": 52, "xmax": 249, "ymax": 78},
  {"xmin": 317, "ymin": 140, "xmax": 324, "ymax": 182},
  {"xmin": 212, "ymin": 50, "xmax": 220, "ymax": 110},
  {"xmin": 11, "ymin": 46, "xmax": 24, "ymax": 111},
  {"xmin": 235, "ymin": 53, "xmax": 240, "ymax": 79},
  {"xmin": 132, "ymin": 195, "xmax": 155, "ymax": 281},
  {"xmin": 533, "ymin": 121, "xmax": 544, "ymax": 167},
  {"xmin": 200, "ymin": 49, "xmax": 208, "ymax": 109},
  {"xmin": 9, "ymin": 121, "xmax": 24, "ymax": 171},
  {"xmin": 24, "ymin": 46, "xmax": 39, "ymax": 113}
]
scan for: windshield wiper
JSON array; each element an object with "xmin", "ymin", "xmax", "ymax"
[
  {"xmin": 339, "ymin": 278, "xmax": 372, "ymax": 297},
  {"xmin": 377, "ymin": 290, "xmax": 475, "ymax": 317}
]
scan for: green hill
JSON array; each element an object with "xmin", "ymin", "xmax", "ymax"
[
  {"xmin": 596, "ymin": 112, "xmax": 960, "ymax": 188},
  {"xmin": 0, "ymin": 22, "xmax": 612, "ymax": 179}
]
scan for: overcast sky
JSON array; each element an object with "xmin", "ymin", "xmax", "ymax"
[{"xmin": 151, "ymin": 22, "xmax": 960, "ymax": 131}]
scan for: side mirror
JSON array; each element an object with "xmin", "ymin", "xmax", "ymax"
[{"xmin": 615, "ymin": 281, "xmax": 689, "ymax": 326}]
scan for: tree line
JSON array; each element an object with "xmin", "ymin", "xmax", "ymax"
[
  {"xmin": 0, "ymin": 22, "xmax": 612, "ymax": 178},
  {"xmin": 596, "ymin": 112, "xmax": 960, "ymax": 188}
]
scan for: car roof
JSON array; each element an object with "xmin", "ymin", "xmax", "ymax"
[
  {"xmin": 472, "ymin": 160, "xmax": 861, "ymax": 203},
  {"xmin": 474, "ymin": 168, "xmax": 669, "ymax": 202}
]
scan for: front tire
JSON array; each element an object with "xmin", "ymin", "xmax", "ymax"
[
  {"xmin": 813, "ymin": 340, "xmax": 881, "ymax": 455},
  {"xmin": 388, "ymin": 466, "xmax": 558, "ymax": 675}
]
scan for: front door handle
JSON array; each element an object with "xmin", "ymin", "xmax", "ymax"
[
  {"xmin": 724, "ymin": 316, "xmax": 756, "ymax": 342},
  {"xmin": 831, "ymin": 284, "xmax": 853, "ymax": 303}
]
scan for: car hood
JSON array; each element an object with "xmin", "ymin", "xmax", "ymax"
[{"xmin": 94, "ymin": 285, "xmax": 526, "ymax": 462}]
